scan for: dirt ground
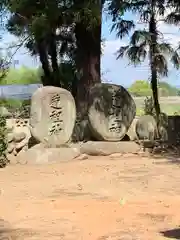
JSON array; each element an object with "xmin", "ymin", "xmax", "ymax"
[{"xmin": 0, "ymin": 155, "xmax": 180, "ymax": 240}]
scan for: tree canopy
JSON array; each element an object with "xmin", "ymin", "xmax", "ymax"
[
  {"xmin": 1, "ymin": 0, "xmax": 180, "ymax": 119},
  {"xmin": 129, "ymin": 80, "xmax": 180, "ymax": 97}
]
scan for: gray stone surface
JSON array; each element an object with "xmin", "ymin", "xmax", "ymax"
[
  {"xmin": 17, "ymin": 144, "xmax": 80, "ymax": 165},
  {"xmin": 15, "ymin": 138, "xmax": 28, "ymax": 150},
  {"xmin": 135, "ymin": 115, "xmax": 157, "ymax": 141},
  {"xmin": 7, "ymin": 133, "xmax": 14, "ymax": 143},
  {"xmin": 128, "ymin": 114, "xmax": 168, "ymax": 142},
  {"xmin": 88, "ymin": 83, "xmax": 136, "ymax": 141},
  {"xmin": 159, "ymin": 125, "xmax": 168, "ymax": 141},
  {"xmin": 7, "ymin": 143, "xmax": 15, "ymax": 154},
  {"xmin": 127, "ymin": 117, "xmax": 138, "ymax": 141},
  {"xmin": 7, "ymin": 153, "xmax": 17, "ymax": 165},
  {"xmin": 79, "ymin": 141, "xmax": 141, "ymax": 156},
  {"xmin": 13, "ymin": 132, "xmax": 26, "ymax": 142},
  {"xmin": 29, "ymin": 86, "xmax": 76, "ymax": 147}
]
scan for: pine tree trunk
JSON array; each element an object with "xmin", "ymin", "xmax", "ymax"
[
  {"xmin": 149, "ymin": 4, "xmax": 161, "ymax": 124},
  {"xmin": 36, "ymin": 40, "xmax": 52, "ymax": 86},
  {"xmin": 150, "ymin": 68, "xmax": 160, "ymax": 118},
  {"xmin": 48, "ymin": 32, "xmax": 61, "ymax": 87},
  {"xmin": 75, "ymin": 21, "xmax": 101, "ymax": 117}
]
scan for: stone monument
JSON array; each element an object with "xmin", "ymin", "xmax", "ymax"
[
  {"xmin": 135, "ymin": 115, "xmax": 157, "ymax": 141},
  {"xmin": 88, "ymin": 83, "xmax": 136, "ymax": 141},
  {"xmin": 29, "ymin": 86, "xmax": 76, "ymax": 147}
]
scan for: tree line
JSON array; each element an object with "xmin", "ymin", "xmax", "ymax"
[
  {"xmin": 0, "ymin": 67, "xmax": 41, "ymax": 85},
  {"xmin": 1, "ymin": 0, "xmax": 180, "ymax": 122},
  {"xmin": 2, "ymin": 69, "xmax": 180, "ymax": 98},
  {"xmin": 128, "ymin": 80, "xmax": 180, "ymax": 97}
]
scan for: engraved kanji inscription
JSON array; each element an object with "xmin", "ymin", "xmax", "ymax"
[
  {"xmin": 49, "ymin": 109, "xmax": 62, "ymax": 122},
  {"xmin": 108, "ymin": 93, "xmax": 122, "ymax": 133},
  {"xmin": 49, "ymin": 121, "xmax": 63, "ymax": 135},
  {"xmin": 48, "ymin": 94, "xmax": 63, "ymax": 135},
  {"xmin": 109, "ymin": 118, "xmax": 122, "ymax": 133},
  {"xmin": 50, "ymin": 94, "xmax": 61, "ymax": 109}
]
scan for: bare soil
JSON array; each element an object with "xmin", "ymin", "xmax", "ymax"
[{"xmin": 1, "ymin": 155, "xmax": 180, "ymax": 240}]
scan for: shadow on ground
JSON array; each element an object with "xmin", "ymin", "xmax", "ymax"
[
  {"xmin": 0, "ymin": 218, "xmax": 37, "ymax": 240},
  {"xmin": 160, "ymin": 228, "xmax": 180, "ymax": 239},
  {"xmin": 148, "ymin": 143, "xmax": 180, "ymax": 165}
]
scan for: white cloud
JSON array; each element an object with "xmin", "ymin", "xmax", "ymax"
[{"xmin": 157, "ymin": 22, "xmax": 180, "ymax": 47}]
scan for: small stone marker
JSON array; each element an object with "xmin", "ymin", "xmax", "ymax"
[
  {"xmin": 88, "ymin": 83, "xmax": 136, "ymax": 141},
  {"xmin": 135, "ymin": 115, "xmax": 157, "ymax": 141},
  {"xmin": 29, "ymin": 86, "xmax": 76, "ymax": 147}
]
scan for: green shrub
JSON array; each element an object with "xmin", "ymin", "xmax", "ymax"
[
  {"xmin": 0, "ymin": 114, "xmax": 8, "ymax": 167},
  {"xmin": 144, "ymin": 96, "xmax": 155, "ymax": 116},
  {"xmin": 0, "ymin": 66, "xmax": 41, "ymax": 85},
  {"xmin": 129, "ymin": 80, "xmax": 179, "ymax": 97},
  {"xmin": 128, "ymin": 80, "xmax": 152, "ymax": 97},
  {"xmin": 0, "ymin": 98, "xmax": 31, "ymax": 118}
]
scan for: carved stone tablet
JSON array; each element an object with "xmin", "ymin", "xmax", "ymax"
[
  {"xmin": 88, "ymin": 83, "xmax": 136, "ymax": 141},
  {"xmin": 29, "ymin": 86, "xmax": 76, "ymax": 146}
]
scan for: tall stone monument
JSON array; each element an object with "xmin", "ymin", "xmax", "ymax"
[
  {"xmin": 88, "ymin": 83, "xmax": 136, "ymax": 141},
  {"xmin": 30, "ymin": 86, "xmax": 76, "ymax": 147}
]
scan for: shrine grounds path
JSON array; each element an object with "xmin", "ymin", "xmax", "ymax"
[{"xmin": 0, "ymin": 155, "xmax": 180, "ymax": 239}]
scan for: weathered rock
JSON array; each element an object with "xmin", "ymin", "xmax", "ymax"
[
  {"xmin": 74, "ymin": 153, "xmax": 89, "ymax": 161},
  {"xmin": 13, "ymin": 132, "xmax": 26, "ymax": 142},
  {"xmin": 135, "ymin": 115, "xmax": 157, "ymax": 141},
  {"xmin": 15, "ymin": 138, "xmax": 28, "ymax": 150},
  {"xmin": 127, "ymin": 117, "xmax": 138, "ymax": 141},
  {"xmin": 158, "ymin": 112, "xmax": 168, "ymax": 141},
  {"xmin": 7, "ymin": 133, "xmax": 14, "ymax": 143},
  {"xmin": 79, "ymin": 141, "xmax": 141, "ymax": 156},
  {"xmin": 12, "ymin": 148, "xmax": 18, "ymax": 156},
  {"xmin": 7, "ymin": 143, "xmax": 15, "ymax": 154},
  {"xmin": 88, "ymin": 83, "xmax": 136, "ymax": 141},
  {"xmin": 109, "ymin": 153, "xmax": 123, "ymax": 158},
  {"xmin": 159, "ymin": 112, "xmax": 168, "ymax": 127},
  {"xmin": 7, "ymin": 153, "xmax": 17, "ymax": 165},
  {"xmin": 17, "ymin": 144, "xmax": 80, "ymax": 165},
  {"xmin": 30, "ymin": 86, "xmax": 76, "ymax": 147},
  {"xmin": 159, "ymin": 125, "xmax": 168, "ymax": 141}
]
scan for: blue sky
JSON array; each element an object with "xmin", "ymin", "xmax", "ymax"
[{"xmin": 1, "ymin": 11, "xmax": 180, "ymax": 88}]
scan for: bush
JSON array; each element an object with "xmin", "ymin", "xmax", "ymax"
[
  {"xmin": 128, "ymin": 80, "xmax": 152, "ymax": 97},
  {"xmin": 0, "ymin": 114, "xmax": 8, "ymax": 167},
  {"xmin": 0, "ymin": 66, "xmax": 41, "ymax": 85},
  {"xmin": 144, "ymin": 96, "xmax": 155, "ymax": 116},
  {"xmin": 129, "ymin": 80, "xmax": 179, "ymax": 97},
  {"xmin": 0, "ymin": 98, "xmax": 31, "ymax": 118}
]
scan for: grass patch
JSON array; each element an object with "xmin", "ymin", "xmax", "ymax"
[{"xmin": 135, "ymin": 98, "xmax": 180, "ymax": 116}]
